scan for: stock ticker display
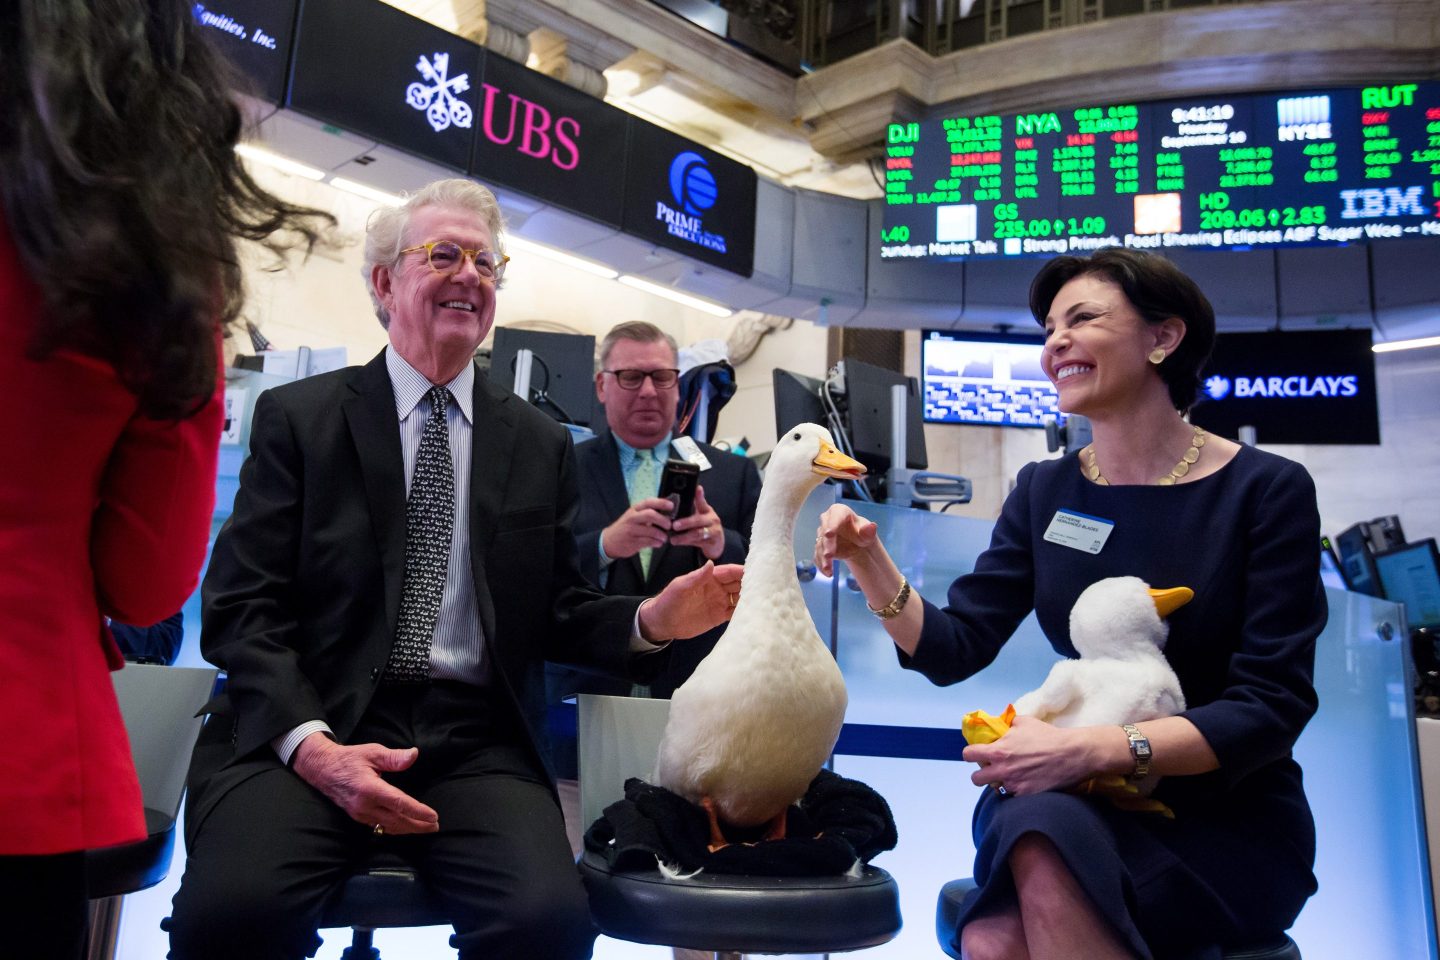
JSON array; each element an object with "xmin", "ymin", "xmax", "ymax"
[{"xmin": 880, "ymin": 82, "xmax": 1440, "ymax": 261}]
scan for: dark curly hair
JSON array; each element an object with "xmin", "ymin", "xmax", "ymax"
[
  {"xmin": 1028, "ymin": 248, "xmax": 1217, "ymax": 414},
  {"xmin": 0, "ymin": 0, "xmax": 333, "ymax": 419}
]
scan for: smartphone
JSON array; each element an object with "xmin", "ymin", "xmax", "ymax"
[{"xmin": 657, "ymin": 458, "xmax": 700, "ymax": 520}]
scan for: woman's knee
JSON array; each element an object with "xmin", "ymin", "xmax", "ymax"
[
  {"xmin": 960, "ymin": 906, "xmax": 1028, "ymax": 960},
  {"xmin": 1009, "ymin": 832, "xmax": 1065, "ymax": 873}
]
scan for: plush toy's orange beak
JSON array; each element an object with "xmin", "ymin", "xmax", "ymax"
[
  {"xmin": 1148, "ymin": 586, "xmax": 1194, "ymax": 619},
  {"xmin": 961, "ymin": 704, "xmax": 1017, "ymax": 745}
]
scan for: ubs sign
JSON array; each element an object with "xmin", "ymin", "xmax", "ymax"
[{"xmin": 468, "ymin": 52, "xmax": 628, "ymax": 229}]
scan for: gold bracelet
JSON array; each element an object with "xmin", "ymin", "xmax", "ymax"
[{"xmin": 868, "ymin": 577, "xmax": 911, "ymax": 620}]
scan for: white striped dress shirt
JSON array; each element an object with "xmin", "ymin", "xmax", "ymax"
[
  {"xmin": 386, "ymin": 347, "xmax": 486, "ymax": 686},
  {"xmin": 273, "ymin": 348, "xmax": 485, "ymax": 764}
]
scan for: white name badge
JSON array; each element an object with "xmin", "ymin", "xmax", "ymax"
[
  {"xmin": 1043, "ymin": 509, "xmax": 1115, "ymax": 555},
  {"xmin": 672, "ymin": 436, "xmax": 713, "ymax": 471}
]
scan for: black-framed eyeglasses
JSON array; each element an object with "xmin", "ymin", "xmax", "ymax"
[
  {"xmin": 603, "ymin": 368, "xmax": 681, "ymax": 390},
  {"xmin": 400, "ymin": 240, "xmax": 509, "ymax": 281}
]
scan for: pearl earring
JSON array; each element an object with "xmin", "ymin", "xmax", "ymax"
[{"xmin": 1148, "ymin": 348, "xmax": 1166, "ymax": 365}]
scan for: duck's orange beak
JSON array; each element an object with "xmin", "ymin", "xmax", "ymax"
[
  {"xmin": 1148, "ymin": 586, "xmax": 1194, "ymax": 619},
  {"xmin": 812, "ymin": 440, "xmax": 866, "ymax": 481}
]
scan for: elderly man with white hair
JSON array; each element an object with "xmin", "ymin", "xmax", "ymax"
[{"xmin": 168, "ymin": 178, "xmax": 742, "ymax": 960}]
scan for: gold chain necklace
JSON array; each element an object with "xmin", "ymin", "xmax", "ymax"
[{"xmin": 1083, "ymin": 425, "xmax": 1207, "ymax": 486}]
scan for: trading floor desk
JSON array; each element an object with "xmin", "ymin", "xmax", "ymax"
[{"xmin": 795, "ymin": 487, "xmax": 1436, "ymax": 960}]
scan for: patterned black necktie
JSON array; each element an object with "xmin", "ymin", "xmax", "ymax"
[{"xmin": 385, "ymin": 385, "xmax": 454, "ymax": 682}]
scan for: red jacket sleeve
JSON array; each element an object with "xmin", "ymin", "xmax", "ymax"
[{"xmin": 91, "ymin": 355, "xmax": 224, "ymax": 625}]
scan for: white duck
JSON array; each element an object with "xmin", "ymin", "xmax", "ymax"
[
  {"xmin": 654, "ymin": 423, "xmax": 866, "ymax": 848},
  {"xmin": 1013, "ymin": 576, "xmax": 1192, "ymax": 728}
]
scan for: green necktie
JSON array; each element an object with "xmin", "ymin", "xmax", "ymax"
[{"xmin": 630, "ymin": 448, "xmax": 662, "ymax": 578}]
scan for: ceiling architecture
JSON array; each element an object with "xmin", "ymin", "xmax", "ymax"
[
  {"xmin": 383, "ymin": 0, "xmax": 882, "ymax": 197},
  {"xmin": 383, "ymin": 0, "xmax": 1438, "ymax": 200}
]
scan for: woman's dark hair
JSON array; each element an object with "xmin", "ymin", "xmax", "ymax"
[
  {"xmin": 1028, "ymin": 248, "xmax": 1216, "ymax": 413},
  {"xmin": 0, "ymin": 1, "xmax": 333, "ymax": 419}
]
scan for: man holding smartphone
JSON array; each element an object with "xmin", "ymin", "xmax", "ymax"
[{"xmin": 546, "ymin": 321, "xmax": 761, "ymax": 824}]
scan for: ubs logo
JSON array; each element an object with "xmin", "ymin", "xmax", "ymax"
[
  {"xmin": 406, "ymin": 53, "xmax": 472, "ymax": 133},
  {"xmin": 669, "ymin": 152, "xmax": 719, "ymax": 216}
]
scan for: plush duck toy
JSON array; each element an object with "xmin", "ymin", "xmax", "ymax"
[
  {"xmin": 962, "ymin": 577, "xmax": 1192, "ymax": 815},
  {"xmin": 1013, "ymin": 576, "xmax": 1191, "ymax": 727},
  {"xmin": 654, "ymin": 423, "xmax": 866, "ymax": 849}
]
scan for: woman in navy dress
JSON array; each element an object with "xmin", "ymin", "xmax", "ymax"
[{"xmin": 816, "ymin": 248, "xmax": 1325, "ymax": 960}]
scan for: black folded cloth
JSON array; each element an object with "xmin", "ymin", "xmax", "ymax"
[{"xmin": 583, "ymin": 769, "xmax": 898, "ymax": 876}]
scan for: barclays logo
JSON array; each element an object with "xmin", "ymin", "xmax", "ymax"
[
  {"xmin": 1204, "ymin": 374, "xmax": 1358, "ymax": 399},
  {"xmin": 669, "ymin": 152, "xmax": 719, "ymax": 216}
]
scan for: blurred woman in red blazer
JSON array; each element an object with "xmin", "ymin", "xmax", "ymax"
[{"xmin": 0, "ymin": 3, "xmax": 329, "ymax": 955}]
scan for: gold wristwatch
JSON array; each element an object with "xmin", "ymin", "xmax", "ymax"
[{"xmin": 1122, "ymin": 723, "xmax": 1151, "ymax": 781}]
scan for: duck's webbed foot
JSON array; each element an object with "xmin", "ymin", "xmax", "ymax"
[
  {"xmin": 700, "ymin": 795, "xmax": 729, "ymax": 852},
  {"xmin": 760, "ymin": 807, "xmax": 788, "ymax": 842}
]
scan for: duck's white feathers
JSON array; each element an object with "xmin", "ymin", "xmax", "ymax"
[{"xmin": 653, "ymin": 423, "xmax": 851, "ymax": 828}]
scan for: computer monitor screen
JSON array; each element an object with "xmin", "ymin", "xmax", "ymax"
[
  {"xmin": 772, "ymin": 368, "xmax": 828, "ymax": 440},
  {"xmin": 921, "ymin": 330, "xmax": 1059, "ymax": 428},
  {"xmin": 1320, "ymin": 538, "xmax": 1348, "ymax": 592},
  {"xmin": 1336, "ymin": 523, "xmax": 1382, "ymax": 598},
  {"xmin": 844, "ymin": 358, "xmax": 927, "ymax": 474},
  {"xmin": 490, "ymin": 328, "xmax": 596, "ymax": 427},
  {"xmin": 1375, "ymin": 539, "xmax": 1440, "ymax": 630}
]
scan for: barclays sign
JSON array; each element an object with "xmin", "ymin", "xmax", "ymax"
[
  {"xmin": 1190, "ymin": 329, "xmax": 1378, "ymax": 445},
  {"xmin": 1204, "ymin": 374, "xmax": 1359, "ymax": 400}
]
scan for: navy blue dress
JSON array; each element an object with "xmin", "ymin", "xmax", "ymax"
[{"xmin": 902, "ymin": 445, "xmax": 1326, "ymax": 960}]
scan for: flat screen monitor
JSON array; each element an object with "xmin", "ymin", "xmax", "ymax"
[
  {"xmin": 1320, "ymin": 536, "xmax": 1349, "ymax": 591},
  {"xmin": 879, "ymin": 81, "xmax": 1440, "ymax": 260},
  {"xmin": 772, "ymin": 368, "xmax": 829, "ymax": 440},
  {"xmin": 195, "ymin": 0, "xmax": 298, "ymax": 104},
  {"xmin": 490, "ymin": 328, "xmax": 596, "ymax": 427},
  {"xmin": 470, "ymin": 52, "xmax": 629, "ymax": 229},
  {"xmin": 921, "ymin": 330, "xmax": 1060, "ymax": 428},
  {"xmin": 1336, "ymin": 522, "xmax": 1382, "ymax": 598},
  {"xmin": 1375, "ymin": 539, "xmax": 1440, "ymax": 630},
  {"xmin": 621, "ymin": 120, "xmax": 757, "ymax": 277},
  {"xmin": 289, "ymin": 0, "xmax": 482, "ymax": 171},
  {"xmin": 844, "ymin": 358, "xmax": 927, "ymax": 475},
  {"xmin": 1190, "ymin": 329, "xmax": 1379, "ymax": 445}
]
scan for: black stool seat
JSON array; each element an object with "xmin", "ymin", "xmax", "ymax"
[
  {"xmin": 86, "ymin": 807, "xmax": 175, "ymax": 899},
  {"xmin": 936, "ymin": 879, "xmax": 1301, "ymax": 960},
  {"xmin": 320, "ymin": 851, "xmax": 450, "ymax": 931},
  {"xmin": 579, "ymin": 849, "xmax": 901, "ymax": 954}
]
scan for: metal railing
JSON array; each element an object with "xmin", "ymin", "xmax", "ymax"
[{"xmin": 794, "ymin": 0, "xmax": 1261, "ymax": 70}]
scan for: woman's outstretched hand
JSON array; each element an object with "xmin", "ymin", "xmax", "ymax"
[{"xmin": 814, "ymin": 503, "xmax": 882, "ymax": 577}]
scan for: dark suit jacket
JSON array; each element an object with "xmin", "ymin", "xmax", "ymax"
[
  {"xmin": 186, "ymin": 352, "xmax": 658, "ymax": 840},
  {"xmin": 548, "ymin": 430, "xmax": 761, "ymax": 702}
]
